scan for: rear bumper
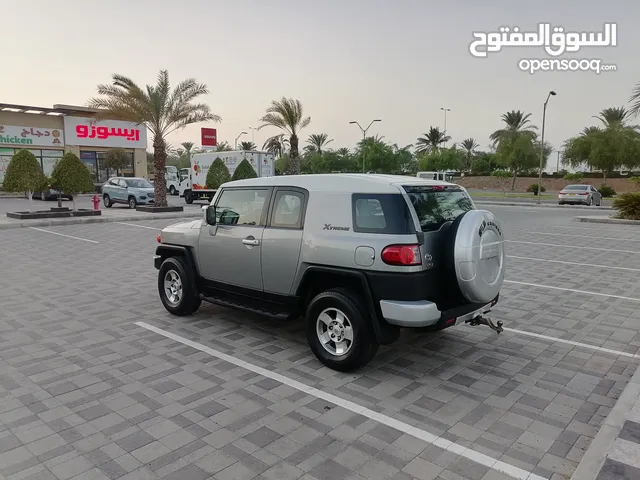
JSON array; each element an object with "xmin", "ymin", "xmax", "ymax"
[
  {"xmin": 558, "ymin": 195, "xmax": 589, "ymax": 204},
  {"xmin": 380, "ymin": 296, "xmax": 498, "ymax": 328}
]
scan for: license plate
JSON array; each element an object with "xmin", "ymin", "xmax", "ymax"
[{"xmin": 567, "ymin": 194, "xmax": 576, "ymax": 196}]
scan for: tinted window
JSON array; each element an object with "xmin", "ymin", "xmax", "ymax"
[
  {"xmin": 215, "ymin": 188, "xmax": 270, "ymax": 226},
  {"xmin": 271, "ymin": 191, "xmax": 304, "ymax": 228},
  {"xmin": 564, "ymin": 185, "xmax": 588, "ymax": 190},
  {"xmin": 351, "ymin": 193, "xmax": 414, "ymax": 234},
  {"xmin": 126, "ymin": 179, "xmax": 153, "ymax": 188},
  {"xmin": 403, "ymin": 185, "xmax": 474, "ymax": 232}
]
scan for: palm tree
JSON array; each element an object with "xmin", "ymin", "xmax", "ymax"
[
  {"xmin": 415, "ymin": 127, "xmax": 451, "ymax": 154},
  {"xmin": 336, "ymin": 147, "xmax": 350, "ymax": 157},
  {"xmin": 215, "ymin": 141, "xmax": 233, "ymax": 152},
  {"xmin": 238, "ymin": 141, "xmax": 257, "ymax": 150},
  {"xmin": 489, "ymin": 110, "xmax": 537, "ymax": 147},
  {"xmin": 306, "ymin": 133, "xmax": 334, "ymax": 154},
  {"xmin": 262, "ymin": 134, "xmax": 289, "ymax": 157},
  {"xmin": 88, "ymin": 70, "xmax": 219, "ymax": 206},
  {"xmin": 594, "ymin": 107, "xmax": 639, "ymax": 130},
  {"xmin": 258, "ymin": 98, "xmax": 310, "ymax": 174},
  {"xmin": 460, "ymin": 137, "xmax": 479, "ymax": 172},
  {"xmin": 629, "ymin": 82, "xmax": 640, "ymax": 118}
]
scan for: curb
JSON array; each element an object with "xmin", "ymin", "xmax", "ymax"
[
  {"xmin": 574, "ymin": 216, "xmax": 640, "ymax": 225},
  {"xmin": 570, "ymin": 363, "xmax": 640, "ymax": 480},
  {"xmin": 0, "ymin": 212, "xmax": 201, "ymax": 229},
  {"xmin": 474, "ymin": 201, "xmax": 612, "ymax": 210},
  {"xmin": 0, "ymin": 193, "xmax": 96, "ymax": 199}
]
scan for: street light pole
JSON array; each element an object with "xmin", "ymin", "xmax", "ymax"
[
  {"xmin": 349, "ymin": 119, "xmax": 381, "ymax": 173},
  {"xmin": 440, "ymin": 107, "xmax": 451, "ymax": 134},
  {"xmin": 537, "ymin": 91, "xmax": 556, "ymax": 204},
  {"xmin": 235, "ymin": 131, "xmax": 247, "ymax": 150},
  {"xmin": 556, "ymin": 150, "xmax": 562, "ymax": 174},
  {"xmin": 248, "ymin": 127, "xmax": 255, "ymax": 145}
]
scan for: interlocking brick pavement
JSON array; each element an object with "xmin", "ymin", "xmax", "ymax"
[{"xmin": 0, "ymin": 207, "xmax": 638, "ymax": 480}]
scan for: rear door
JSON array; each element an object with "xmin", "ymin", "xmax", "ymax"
[
  {"xmin": 261, "ymin": 188, "xmax": 307, "ymax": 295},
  {"xmin": 198, "ymin": 187, "xmax": 273, "ymax": 292}
]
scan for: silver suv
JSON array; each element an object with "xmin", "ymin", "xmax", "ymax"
[{"xmin": 154, "ymin": 174, "xmax": 506, "ymax": 371}]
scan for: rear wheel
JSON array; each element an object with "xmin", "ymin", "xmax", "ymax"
[
  {"xmin": 158, "ymin": 256, "xmax": 201, "ymax": 316},
  {"xmin": 588, "ymin": 197, "xmax": 593, "ymax": 206},
  {"xmin": 305, "ymin": 289, "xmax": 378, "ymax": 372},
  {"xmin": 184, "ymin": 190, "xmax": 193, "ymax": 204}
]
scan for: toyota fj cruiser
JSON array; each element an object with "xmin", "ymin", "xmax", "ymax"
[{"xmin": 154, "ymin": 174, "xmax": 506, "ymax": 371}]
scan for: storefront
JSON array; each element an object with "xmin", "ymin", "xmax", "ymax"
[{"xmin": 0, "ymin": 103, "xmax": 149, "ymax": 187}]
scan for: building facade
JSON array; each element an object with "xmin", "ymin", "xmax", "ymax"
[{"xmin": 0, "ymin": 103, "xmax": 148, "ymax": 188}]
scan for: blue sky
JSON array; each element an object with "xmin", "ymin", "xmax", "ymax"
[{"xmin": 3, "ymin": 0, "xmax": 639, "ymax": 168}]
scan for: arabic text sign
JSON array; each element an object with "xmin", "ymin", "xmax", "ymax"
[
  {"xmin": 0, "ymin": 125, "xmax": 64, "ymax": 147},
  {"xmin": 469, "ymin": 23, "xmax": 617, "ymax": 58},
  {"xmin": 201, "ymin": 128, "xmax": 217, "ymax": 147},
  {"xmin": 63, "ymin": 117, "xmax": 148, "ymax": 148}
]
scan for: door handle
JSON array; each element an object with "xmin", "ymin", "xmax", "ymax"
[{"xmin": 242, "ymin": 238, "xmax": 260, "ymax": 246}]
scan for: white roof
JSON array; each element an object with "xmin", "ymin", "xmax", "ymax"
[{"xmin": 222, "ymin": 174, "xmax": 456, "ymax": 193}]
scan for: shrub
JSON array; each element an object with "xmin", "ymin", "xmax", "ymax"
[
  {"xmin": 526, "ymin": 183, "xmax": 546, "ymax": 195},
  {"xmin": 231, "ymin": 159, "xmax": 257, "ymax": 181},
  {"xmin": 491, "ymin": 170, "xmax": 511, "ymax": 194},
  {"xmin": 613, "ymin": 193, "xmax": 640, "ymax": 220},
  {"xmin": 563, "ymin": 172, "xmax": 584, "ymax": 181},
  {"xmin": 205, "ymin": 158, "xmax": 231, "ymax": 189},
  {"xmin": 50, "ymin": 152, "xmax": 94, "ymax": 210},
  {"xmin": 629, "ymin": 176, "xmax": 640, "ymax": 191},
  {"xmin": 598, "ymin": 184, "xmax": 616, "ymax": 197},
  {"xmin": 3, "ymin": 149, "xmax": 46, "ymax": 211}
]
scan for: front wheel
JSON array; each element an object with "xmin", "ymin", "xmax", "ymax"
[
  {"xmin": 305, "ymin": 289, "xmax": 378, "ymax": 372},
  {"xmin": 158, "ymin": 256, "xmax": 201, "ymax": 316},
  {"xmin": 184, "ymin": 190, "xmax": 193, "ymax": 204},
  {"xmin": 169, "ymin": 185, "xmax": 177, "ymax": 196},
  {"xmin": 103, "ymin": 194, "xmax": 113, "ymax": 208},
  {"xmin": 128, "ymin": 196, "xmax": 137, "ymax": 209}
]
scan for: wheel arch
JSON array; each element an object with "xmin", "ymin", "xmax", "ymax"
[
  {"xmin": 295, "ymin": 265, "xmax": 400, "ymax": 345},
  {"xmin": 155, "ymin": 244, "xmax": 201, "ymax": 280}
]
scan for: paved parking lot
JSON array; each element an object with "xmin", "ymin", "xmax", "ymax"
[{"xmin": 0, "ymin": 204, "xmax": 639, "ymax": 480}]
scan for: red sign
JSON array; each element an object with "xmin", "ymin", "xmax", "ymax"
[
  {"xmin": 75, "ymin": 125, "xmax": 140, "ymax": 142},
  {"xmin": 201, "ymin": 128, "xmax": 217, "ymax": 147}
]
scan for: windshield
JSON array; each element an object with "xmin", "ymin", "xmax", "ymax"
[
  {"xmin": 403, "ymin": 185, "xmax": 474, "ymax": 232},
  {"xmin": 563, "ymin": 185, "xmax": 588, "ymax": 190},
  {"xmin": 126, "ymin": 179, "xmax": 153, "ymax": 188}
]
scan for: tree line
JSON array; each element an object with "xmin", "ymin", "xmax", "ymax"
[{"xmin": 85, "ymin": 69, "xmax": 640, "ymax": 207}]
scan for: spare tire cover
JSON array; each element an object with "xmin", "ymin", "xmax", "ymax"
[{"xmin": 453, "ymin": 210, "xmax": 505, "ymax": 304}]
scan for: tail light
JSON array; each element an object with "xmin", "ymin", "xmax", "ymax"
[
  {"xmin": 381, "ymin": 244, "xmax": 421, "ymax": 266},
  {"xmin": 157, "ymin": 235, "xmax": 161, "ymax": 243}
]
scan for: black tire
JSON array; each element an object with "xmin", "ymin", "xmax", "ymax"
[
  {"xmin": 169, "ymin": 185, "xmax": 177, "ymax": 196},
  {"xmin": 128, "ymin": 196, "xmax": 137, "ymax": 209},
  {"xmin": 158, "ymin": 256, "xmax": 201, "ymax": 316},
  {"xmin": 103, "ymin": 194, "xmax": 113, "ymax": 208},
  {"xmin": 588, "ymin": 197, "xmax": 593, "ymax": 206},
  {"xmin": 184, "ymin": 190, "xmax": 193, "ymax": 204},
  {"xmin": 558, "ymin": 202, "xmax": 564, "ymax": 205},
  {"xmin": 305, "ymin": 288, "xmax": 378, "ymax": 372}
]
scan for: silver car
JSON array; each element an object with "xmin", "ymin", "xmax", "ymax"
[
  {"xmin": 558, "ymin": 184, "xmax": 602, "ymax": 206},
  {"xmin": 153, "ymin": 174, "xmax": 507, "ymax": 371}
]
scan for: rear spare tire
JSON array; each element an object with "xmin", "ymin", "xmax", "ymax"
[{"xmin": 444, "ymin": 210, "xmax": 505, "ymax": 304}]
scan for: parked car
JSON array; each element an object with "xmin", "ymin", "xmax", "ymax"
[
  {"xmin": 102, "ymin": 177, "xmax": 155, "ymax": 209},
  {"xmin": 33, "ymin": 189, "xmax": 72, "ymax": 201},
  {"xmin": 153, "ymin": 174, "xmax": 506, "ymax": 371},
  {"xmin": 558, "ymin": 184, "xmax": 602, "ymax": 206}
]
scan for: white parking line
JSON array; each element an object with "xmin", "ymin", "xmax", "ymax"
[
  {"xmin": 114, "ymin": 222, "xmax": 162, "ymax": 230},
  {"xmin": 507, "ymin": 256, "xmax": 640, "ymax": 273},
  {"xmin": 523, "ymin": 231, "xmax": 640, "ymax": 243},
  {"xmin": 135, "ymin": 321, "xmax": 547, "ymax": 480},
  {"xmin": 504, "ymin": 327, "xmax": 640, "ymax": 359},
  {"xmin": 505, "ymin": 280, "xmax": 640, "ymax": 302},
  {"xmin": 29, "ymin": 227, "xmax": 99, "ymax": 244},
  {"xmin": 506, "ymin": 240, "xmax": 640, "ymax": 254}
]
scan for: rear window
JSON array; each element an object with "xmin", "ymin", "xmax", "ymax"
[
  {"xmin": 351, "ymin": 193, "xmax": 414, "ymax": 234},
  {"xmin": 563, "ymin": 185, "xmax": 588, "ymax": 190},
  {"xmin": 403, "ymin": 185, "xmax": 474, "ymax": 232}
]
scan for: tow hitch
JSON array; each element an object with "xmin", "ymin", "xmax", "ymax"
[{"xmin": 466, "ymin": 315, "xmax": 503, "ymax": 334}]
